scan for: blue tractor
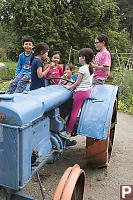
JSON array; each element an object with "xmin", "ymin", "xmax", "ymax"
[{"xmin": 0, "ymin": 77, "xmax": 118, "ymax": 199}]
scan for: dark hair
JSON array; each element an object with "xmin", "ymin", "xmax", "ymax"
[
  {"xmin": 79, "ymin": 48, "xmax": 94, "ymax": 75},
  {"xmin": 30, "ymin": 42, "xmax": 49, "ymax": 64},
  {"xmin": 51, "ymin": 51, "xmax": 61, "ymax": 57},
  {"xmin": 22, "ymin": 36, "xmax": 34, "ymax": 45},
  {"xmin": 63, "ymin": 63, "xmax": 75, "ymax": 74},
  {"xmin": 96, "ymin": 34, "xmax": 109, "ymax": 51}
]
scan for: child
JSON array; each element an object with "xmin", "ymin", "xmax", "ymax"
[
  {"xmin": 59, "ymin": 63, "xmax": 75, "ymax": 121},
  {"xmin": 7, "ymin": 36, "xmax": 34, "ymax": 93},
  {"xmin": 30, "ymin": 42, "xmax": 53, "ymax": 90},
  {"xmin": 92, "ymin": 34, "xmax": 111, "ymax": 85},
  {"xmin": 59, "ymin": 63, "xmax": 77, "ymax": 146},
  {"xmin": 44, "ymin": 51, "xmax": 64, "ymax": 84},
  {"xmin": 59, "ymin": 48, "xmax": 94, "ymax": 139},
  {"xmin": 59, "ymin": 63, "xmax": 75, "ymax": 86}
]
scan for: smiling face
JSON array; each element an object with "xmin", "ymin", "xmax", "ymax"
[
  {"xmin": 51, "ymin": 54, "xmax": 60, "ymax": 65},
  {"xmin": 23, "ymin": 41, "xmax": 34, "ymax": 55}
]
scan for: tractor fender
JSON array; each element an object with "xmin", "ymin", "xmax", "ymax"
[{"xmin": 77, "ymin": 84, "xmax": 119, "ymax": 140}]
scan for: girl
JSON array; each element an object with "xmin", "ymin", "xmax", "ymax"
[
  {"xmin": 59, "ymin": 63, "xmax": 75, "ymax": 120},
  {"xmin": 92, "ymin": 34, "xmax": 111, "ymax": 85},
  {"xmin": 30, "ymin": 42, "xmax": 53, "ymax": 90},
  {"xmin": 60, "ymin": 63, "xmax": 77, "ymax": 147},
  {"xmin": 59, "ymin": 63, "xmax": 75, "ymax": 86},
  {"xmin": 44, "ymin": 51, "xmax": 64, "ymax": 84},
  {"xmin": 59, "ymin": 48, "xmax": 94, "ymax": 139}
]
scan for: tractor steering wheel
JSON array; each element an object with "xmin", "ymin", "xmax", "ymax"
[{"xmin": 46, "ymin": 77, "xmax": 74, "ymax": 85}]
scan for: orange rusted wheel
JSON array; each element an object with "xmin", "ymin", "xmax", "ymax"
[
  {"xmin": 53, "ymin": 164, "xmax": 85, "ymax": 200},
  {"xmin": 86, "ymin": 99, "xmax": 117, "ymax": 168}
]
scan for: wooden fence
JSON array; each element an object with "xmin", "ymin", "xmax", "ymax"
[{"xmin": 68, "ymin": 46, "xmax": 133, "ymax": 71}]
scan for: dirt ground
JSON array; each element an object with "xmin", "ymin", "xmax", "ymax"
[{"xmin": 22, "ymin": 111, "xmax": 133, "ymax": 200}]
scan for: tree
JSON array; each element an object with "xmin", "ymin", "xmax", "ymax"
[
  {"xmin": 0, "ymin": 0, "xmax": 131, "ymax": 63},
  {"xmin": 116, "ymin": 0, "xmax": 133, "ymax": 43}
]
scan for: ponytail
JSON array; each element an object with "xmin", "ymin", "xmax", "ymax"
[
  {"xmin": 89, "ymin": 64, "xmax": 93, "ymax": 75},
  {"xmin": 30, "ymin": 53, "xmax": 35, "ymax": 65}
]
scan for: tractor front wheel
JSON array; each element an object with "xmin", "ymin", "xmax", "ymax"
[{"xmin": 53, "ymin": 164, "xmax": 85, "ymax": 200}]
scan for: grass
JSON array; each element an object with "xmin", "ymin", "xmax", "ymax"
[
  {"xmin": 0, "ymin": 60, "xmax": 17, "ymax": 69},
  {"xmin": 0, "ymin": 60, "xmax": 17, "ymax": 81}
]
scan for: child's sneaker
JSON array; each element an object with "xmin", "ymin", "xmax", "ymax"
[
  {"xmin": 66, "ymin": 139, "xmax": 77, "ymax": 146},
  {"xmin": 59, "ymin": 131, "xmax": 71, "ymax": 139}
]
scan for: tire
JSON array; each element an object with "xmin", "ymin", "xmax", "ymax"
[
  {"xmin": 53, "ymin": 164, "xmax": 85, "ymax": 200},
  {"xmin": 86, "ymin": 99, "xmax": 117, "ymax": 168}
]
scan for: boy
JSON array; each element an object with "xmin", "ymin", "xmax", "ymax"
[{"xmin": 7, "ymin": 36, "xmax": 34, "ymax": 93}]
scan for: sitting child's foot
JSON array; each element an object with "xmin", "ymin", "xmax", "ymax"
[
  {"xmin": 59, "ymin": 131, "xmax": 71, "ymax": 139},
  {"xmin": 66, "ymin": 139, "xmax": 77, "ymax": 146}
]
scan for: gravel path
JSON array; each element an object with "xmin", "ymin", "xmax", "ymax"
[{"xmin": 22, "ymin": 111, "xmax": 133, "ymax": 200}]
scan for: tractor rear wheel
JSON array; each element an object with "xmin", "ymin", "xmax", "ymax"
[{"xmin": 86, "ymin": 99, "xmax": 117, "ymax": 168}]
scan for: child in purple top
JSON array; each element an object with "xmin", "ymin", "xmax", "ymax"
[{"xmin": 92, "ymin": 34, "xmax": 111, "ymax": 85}]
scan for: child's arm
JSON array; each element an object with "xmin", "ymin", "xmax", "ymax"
[
  {"xmin": 59, "ymin": 65, "xmax": 64, "ymax": 76},
  {"xmin": 64, "ymin": 72, "xmax": 83, "ymax": 90},
  {"xmin": 91, "ymin": 64, "xmax": 110, "ymax": 71},
  {"xmin": 37, "ymin": 65, "xmax": 53, "ymax": 79},
  {"xmin": 44, "ymin": 62, "xmax": 55, "ymax": 78},
  {"xmin": 91, "ymin": 53, "xmax": 111, "ymax": 71},
  {"xmin": 15, "ymin": 55, "xmax": 22, "ymax": 77}
]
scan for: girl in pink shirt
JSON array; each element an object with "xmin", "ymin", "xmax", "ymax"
[
  {"xmin": 92, "ymin": 34, "xmax": 111, "ymax": 85},
  {"xmin": 44, "ymin": 51, "xmax": 64, "ymax": 84}
]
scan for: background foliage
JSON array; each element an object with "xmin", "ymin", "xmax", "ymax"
[
  {"xmin": 116, "ymin": 0, "xmax": 133, "ymax": 43},
  {"xmin": 0, "ymin": 0, "xmax": 131, "ymax": 63},
  {"xmin": 109, "ymin": 71, "xmax": 133, "ymax": 114},
  {"xmin": 0, "ymin": 0, "xmax": 133, "ymax": 114}
]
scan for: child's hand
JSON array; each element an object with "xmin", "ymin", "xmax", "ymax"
[
  {"xmin": 63, "ymin": 85, "xmax": 71, "ymax": 89},
  {"xmin": 50, "ymin": 62, "xmax": 55, "ymax": 69},
  {"xmin": 90, "ymin": 63, "xmax": 94, "ymax": 68},
  {"xmin": 44, "ymin": 57, "xmax": 50, "ymax": 64},
  {"xmin": 63, "ymin": 73, "xmax": 68, "ymax": 79}
]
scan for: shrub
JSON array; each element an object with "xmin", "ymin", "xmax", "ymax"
[
  {"xmin": 0, "ymin": 48, "xmax": 7, "ymax": 61},
  {"xmin": 110, "ymin": 70, "xmax": 133, "ymax": 114},
  {"xmin": 0, "ymin": 80, "xmax": 12, "ymax": 91},
  {"xmin": 0, "ymin": 67, "xmax": 15, "ymax": 81}
]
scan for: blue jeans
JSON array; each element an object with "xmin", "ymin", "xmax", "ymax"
[{"xmin": 7, "ymin": 73, "xmax": 31, "ymax": 94}]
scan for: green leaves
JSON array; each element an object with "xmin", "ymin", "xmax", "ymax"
[
  {"xmin": 0, "ymin": 0, "xmax": 131, "ymax": 63},
  {"xmin": 116, "ymin": 0, "xmax": 133, "ymax": 42},
  {"xmin": 111, "ymin": 71, "xmax": 133, "ymax": 114}
]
